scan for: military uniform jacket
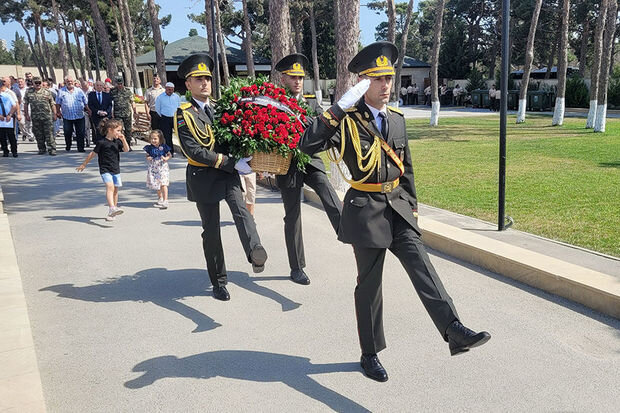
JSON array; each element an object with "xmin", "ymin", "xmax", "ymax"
[
  {"xmin": 279, "ymin": 95, "xmax": 328, "ymax": 188},
  {"xmin": 300, "ymin": 99, "xmax": 420, "ymax": 248},
  {"xmin": 175, "ymin": 98, "xmax": 240, "ymax": 204},
  {"xmin": 24, "ymin": 88, "xmax": 54, "ymax": 121},
  {"xmin": 110, "ymin": 87, "xmax": 134, "ymax": 117}
]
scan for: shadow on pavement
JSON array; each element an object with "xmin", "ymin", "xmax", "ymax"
[
  {"xmin": 161, "ymin": 220, "xmax": 234, "ymax": 227},
  {"xmin": 38, "ymin": 268, "xmax": 302, "ymax": 332},
  {"xmin": 124, "ymin": 350, "xmax": 369, "ymax": 412},
  {"xmin": 228, "ymin": 272, "xmax": 301, "ymax": 312},
  {"xmin": 39, "ymin": 268, "xmax": 221, "ymax": 333},
  {"xmin": 44, "ymin": 215, "xmax": 114, "ymax": 229}
]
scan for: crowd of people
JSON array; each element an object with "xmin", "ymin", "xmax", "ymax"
[{"xmin": 399, "ymin": 82, "xmax": 466, "ymax": 107}]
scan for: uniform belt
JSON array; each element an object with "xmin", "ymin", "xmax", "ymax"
[
  {"xmin": 350, "ymin": 178, "xmax": 399, "ymax": 193},
  {"xmin": 187, "ymin": 158, "xmax": 210, "ymax": 167}
]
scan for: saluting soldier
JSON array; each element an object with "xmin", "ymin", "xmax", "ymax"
[
  {"xmin": 110, "ymin": 76, "xmax": 137, "ymax": 149},
  {"xmin": 301, "ymin": 42, "xmax": 490, "ymax": 382},
  {"xmin": 175, "ymin": 53, "xmax": 268, "ymax": 301},
  {"xmin": 24, "ymin": 76, "xmax": 57, "ymax": 155},
  {"xmin": 274, "ymin": 53, "xmax": 342, "ymax": 285}
]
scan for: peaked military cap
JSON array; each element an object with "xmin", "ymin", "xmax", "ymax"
[
  {"xmin": 32, "ymin": 76, "xmax": 42, "ymax": 82},
  {"xmin": 348, "ymin": 41, "xmax": 398, "ymax": 77},
  {"xmin": 178, "ymin": 53, "xmax": 214, "ymax": 79},
  {"xmin": 275, "ymin": 53, "xmax": 309, "ymax": 77}
]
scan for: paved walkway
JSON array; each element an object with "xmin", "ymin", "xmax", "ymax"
[
  {"xmin": 394, "ymin": 105, "xmax": 620, "ymax": 119},
  {"xmin": 1, "ymin": 140, "xmax": 619, "ymax": 411}
]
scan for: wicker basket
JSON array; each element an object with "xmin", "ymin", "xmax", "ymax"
[{"xmin": 249, "ymin": 151, "xmax": 293, "ymax": 175}]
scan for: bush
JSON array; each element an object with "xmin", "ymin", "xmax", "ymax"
[
  {"xmin": 608, "ymin": 66, "xmax": 620, "ymax": 109},
  {"xmin": 466, "ymin": 68, "xmax": 486, "ymax": 93},
  {"xmin": 565, "ymin": 75, "xmax": 589, "ymax": 108}
]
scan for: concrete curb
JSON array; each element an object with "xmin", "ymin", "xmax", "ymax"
[
  {"xmin": 0, "ymin": 185, "xmax": 47, "ymax": 412},
  {"xmin": 294, "ymin": 182, "xmax": 619, "ymax": 320}
]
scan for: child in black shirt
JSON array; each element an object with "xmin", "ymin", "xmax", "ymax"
[{"xmin": 76, "ymin": 118, "xmax": 129, "ymax": 221}]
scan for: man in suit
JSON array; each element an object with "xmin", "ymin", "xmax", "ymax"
[
  {"xmin": 174, "ymin": 53, "xmax": 268, "ymax": 301},
  {"xmin": 301, "ymin": 42, "xmax": 490, "ymax": 382},
  {"xmin": 87, "ymin": 80, "xmax": 112, "ymax": 143},
  {"xmin": 274, "ymin": 53, "xmax": 342, "ymax": 285}
]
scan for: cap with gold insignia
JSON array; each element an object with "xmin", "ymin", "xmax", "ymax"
[
  {"xmin": 177, "ymin": 53, "xmax": 214, "ymax": 79},
  {"xmin": 275, "ymin": 53, "xmax": 309, "ymax": 77},
  {"xmin": 348, "ymin": 41, "xmax": 398, "ymax": 77},
  {"xmin": 115, "ymin": 75, "xmax": 124, "ymax": 83}
]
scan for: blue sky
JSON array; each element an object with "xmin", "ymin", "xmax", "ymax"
[{"xmin": 0, "ymin": 1, "xmax": 391, "ymax": 52}]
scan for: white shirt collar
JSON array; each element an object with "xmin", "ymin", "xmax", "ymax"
[
  {"xmin": 193, "ymin": 97, "xmax": 210, "ymax": 111},
  {"xmin": 366, "ymin": 102, "xmax": 387, "ymax": 120}
]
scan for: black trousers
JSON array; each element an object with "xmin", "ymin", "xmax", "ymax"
[
  {"xmin": 195, "ymin": 185, "xmax": 262, "ymax": 288},
  {"xmin": 149, "ymin": 110, "xmax": 161, "ymax": 131},
  {"xmin": 276, "ymin": 168, "xmax": 342, "ymax": 271},
  {"xmin": 160, "ymin": 115, "xmax": 174, "ymax": 154},
  {"xmin": 412, "ymin": 94, "xmax": 418, "ymax": 105},
  {"xmin": 0, "ymin": 127, "xmax": 17, "ymax": 155},
  {"xmin": 63, "ymin": 117, "xmax": 85, "ymax": 151},
  {"xmin": 352, "ymin": 212, "xmax": 459, "ymax": 355}
]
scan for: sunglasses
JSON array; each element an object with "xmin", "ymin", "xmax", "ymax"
[{"xmin": 34, "ymin": 81, "xmax": 42, "ymax": 85}]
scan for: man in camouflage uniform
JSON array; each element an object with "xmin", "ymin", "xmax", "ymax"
[
  {"xmin": 24, "ymin": 77, "xmax": 57, "ymax": 155},
  {"xmin": 110, "ymin": 75, "xmax": 137, "ymax": 149}
]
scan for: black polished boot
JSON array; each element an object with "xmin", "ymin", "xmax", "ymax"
[
  {"xmin": 213, "ymin": 286, "xmax": 230, "ymax": 301},
  {"xmin": 446, "ymin": 320, "xmax": 491, "ymax": 356},
  {"xmin": 290, "ymin": 269, "xmax": 310, "ymax": 285},
  {"xmin": 360, "ymin": 354, "xmax": 388, "ymax": 382},
  {"xmin": 250, "ymin": 245, "xmax": 268, "ymax": 273}
]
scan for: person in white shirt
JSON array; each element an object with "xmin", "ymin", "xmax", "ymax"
[
  {"xmin": 424, "ymin": 85, "xmax": 432, "ymax": 106},
  {"xmin": 406, "ymin": 84, "xmax": 414, "ymax": 105},
  {"xmin": 17, "ymin": 78, "xmax": 33, "ymax": 142},
  {"xmin": 0, "ymin": 77, "xmax": 19, "ymax": 157},
  {"xmin": 144, "ymin": 74, "xmax": 165, "ymax": 130},
  {"xmin": 155, "ymin": 82, "xmax": 181, "ymax": 155},
  {"xmin": 489, "ymin": 84, "xmax": 497, "ymax": 111},
  {"xmin": 400, "ymin": 85, "xmax": 408, "ymax": 105},
  {"xmin": 411, "ymin": 83, "xmax": 419, "ymax": 105}
]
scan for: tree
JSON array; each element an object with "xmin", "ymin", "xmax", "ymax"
[
  {"xmin": 308, "ymin": 3, "xmax": 320, "ymax": 92},
  {"xmin": 331, "ymin": 0, "xmax": 360, "ymax": 191},
  {"xmin": 552, "ymin": 0, "xmax": 571, "ymax": 126},
  {"xmin": 112, "ymin": 1, "xmax": 131, "ymax": 86},
  {"xmin": 51, "ymin": 0, "xmax": 69, "ymax": 78},
  {"xmin": 189, "ymin": 28, "xmax": 199, "ymax": 37},
  {"xmin": 430, "ymin": 0, "xmax": 446, "ymax": 127},
  {"xmin": 594, "ymin": 0, "xmax": 618, "ymax": 132},
  {"xmin": 586, "ymin": 0, "xmax": 609, "ymax": 129},
  {"xmin": 215, "ymin": 0, "xmax": 230, "ymax": 86},
  {"xmin": 119, "ymin": 0, "xmax": 142, "ymax": 93},
  {"xmin": 88, "ymin": 0, "xmax": 118, "ymax": 79},
  {"xmin": 394, "ymin": 0, "xmax": 416, "ymax": 107},
  {"xmin": 147, "ymin": 0, "xmax": 167, "ymax": 83},
  {"xmin": 516, "ymin": 0, "xmax": 543, "ymax": 123},
  {"xmin": 386, "ymin": 0, "xmax": 396, "ymax": 43},
  {"xmin": 269, "ymin": 0, "xmax": 292, "ymax": 85},
  {"xmin": 241, "ymin": 0, "xmax": 255, "ymax": 77}
]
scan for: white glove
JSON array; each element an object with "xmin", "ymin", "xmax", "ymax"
[
  {"xmin": 234, "ymin": 156, "xmax": 253, "ymax": 175},
  {"xmin": 337, "ymin": 79, "xmax": 371, "ymax": 110}
]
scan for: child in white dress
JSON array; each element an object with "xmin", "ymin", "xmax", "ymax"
[{"xmin": 144, "ymin": 129, "xmax": 171, "ymax": 208}]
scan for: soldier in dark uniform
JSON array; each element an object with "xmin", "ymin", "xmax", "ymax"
[
  {"xmin": 174, "ymin": 53, "xmax": 268, "ymax": 301},
  {"xmin": 274, "ymin": 53, "xmax": 342, "ymax": 285},
  {"xmin": 300, "ymin": 42, "xmax": 490, "ymax": 382}
]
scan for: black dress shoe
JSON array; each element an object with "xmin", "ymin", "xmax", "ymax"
[
  {"xmin": 445, "ymin": 320, "xmax": 491, "ymax": 356},
  {"xmin": 2, "ymin": 153, "xmax": 8, "ymax": 157},
  {"xmin": 360, "ymin": 354, "xmax": 388, "ymax": 382},
  {"xmin": 213, "ymin": 286, "xmax": 230, "ymax": 301},
  {"xmin": 290, "ymin": 269, "xmax": 310, "ymax": 285},
  {"xmin": 12, "ymin": 153, "xmax": 18, "ymax": 158},
  {"xmin": 250, "ymin": 245, "xmax": 268, "ymax": 273}
]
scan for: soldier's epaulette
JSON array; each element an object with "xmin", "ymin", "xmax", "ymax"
[
  {"xmin": 387, "ymin": 106, "xmax": 404, "ymax": 116},
  {"xmin": 345, "ymin": 107, "xmax": 358, "ymax": 113},
  {"xmin": 180, "ymin": 102, "xmax": 192, "ymax": 110},
  {"xmin": 303, "ymin": 94, "xmax": 315, "ymax": 99}
]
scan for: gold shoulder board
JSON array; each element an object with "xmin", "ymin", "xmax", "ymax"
[
  {"xmin": 180, "ymin": 102, "xmax": 192, "ymax": 110},
  {"xmin": 345, "ymin": 107, "xmax": 358, "ymax": 113},
  {"xmin": 388, "ymin": 106, "xmax": 404, "ymax": 116},
  {"xmin": 303, "ymin": 94, "xmax": 315, "ymax": 99}
]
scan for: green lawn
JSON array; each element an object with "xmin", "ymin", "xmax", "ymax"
[{"xmin": 405, "ymin": 115, "xmax": 620, "ymax": 257}]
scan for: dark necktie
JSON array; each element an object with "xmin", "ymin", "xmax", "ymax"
[{"xmin": 378, "ymin": 112, "xmax": 388, "ymax": 140}]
